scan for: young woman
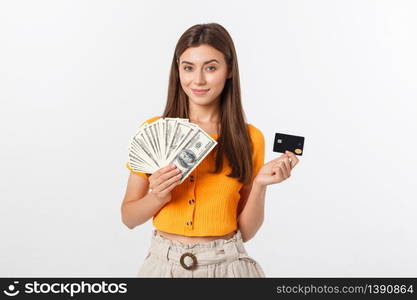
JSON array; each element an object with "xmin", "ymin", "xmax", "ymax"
[{"xmin": 121, "ymin": 23, "xmax": 300, "ymax": 277}]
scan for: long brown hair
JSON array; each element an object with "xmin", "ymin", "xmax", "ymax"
[{"xmin": 162, "ymin": 23, "xmax": 254, "ymax": 185}]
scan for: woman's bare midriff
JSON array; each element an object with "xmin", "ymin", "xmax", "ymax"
[{"xmin": 155, "ymin": 229, "xmax": 237, "ymax": 245}]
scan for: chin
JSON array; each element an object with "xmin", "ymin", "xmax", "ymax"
[
  {"xmin": 187, "ymin": 93, "xmax": 221, "ymax": 106},
  {"xmin": 188, "ymin": 97, "xmax": 218, "ymax": 106}
]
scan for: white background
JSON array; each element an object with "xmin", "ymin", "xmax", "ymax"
[{"xmin": 1, "ymin": 0, "xmax": 416, "ymax": 277}]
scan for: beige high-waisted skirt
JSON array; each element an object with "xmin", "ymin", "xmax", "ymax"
[{"xmin": 137, "ymin": 229, "xmax": 266, "ymax": 278}]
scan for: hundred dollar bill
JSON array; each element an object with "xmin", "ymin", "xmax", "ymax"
[
  {"xmin": 155, "ymin": 120, "xmax": 164, "ymax": 162},
  {"xmin": 145, "ymin": 122, "xmax": 162, "ymax": 163},
  {"xmin": 127, "ymin": 160, "xmax": 154, "ymax": 174},
  {"xmin": 166, "ymin": 123, "xmax": 202, "ymax": 164},
  {"xmin": 127, "ymin": 117, "xmax": 217, "ymax": 178},
  {"xmin": 164, "ymin": 118, "xmax": 189, "ymax": 157},
  {"xmin": 127, "ymin": 137, "xmax": 155, "ymax": 173},
  {"xmin": 128, "ymin": 134, "xmax": 153, "ymax": 168},
  {"xmin": 158, "ymin": 119, "xmax": 168, "ymax": 161},
  {"xmin": 128, "ymin": 144, "xmax": 155, "ymax": 171},
  {"xmin": 128, "ymin": 151, "xmax": 155, "ymax": 173},
  {"xmin": 141, "ymin": 124, "xmax": 161, "ymax": 164},
  {"xmin": 168, "ymin": 128, "xmax": 217, "ymax": 183},
  {"xmin": 165, "ymin": 121, "xmax": 199, "ymax": 166},
  {"xmin": 132, "ymin": 131, "xmax": 160, "ymax": 170}
]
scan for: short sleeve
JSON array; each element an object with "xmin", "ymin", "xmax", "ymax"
[
  {"xmin": 139, "ymin": 116, "xmax": 161, "ymax": 126},
  {"xmin": 247, "ymin": 124, "xmax": 265, "ymax": 177},
  {"xmin": 124, "ymin": 116, "xmax": 161, "ymax": 178},
  {"xmin": 125, "ymin": 162, "xmax": 149, "ymax": 179}
]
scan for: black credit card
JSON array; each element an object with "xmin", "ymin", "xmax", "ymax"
[{"xmin": 273, "ymin": 133, "xmax": 305, "ymax": 156}]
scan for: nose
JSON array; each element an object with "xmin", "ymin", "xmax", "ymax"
[{"xmin": 193, "ymin": 69, "xmax": 206, "ymax": 85}]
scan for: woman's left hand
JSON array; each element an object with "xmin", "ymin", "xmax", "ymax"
[{"xmin": 254, "ymin": 151, "xmax": 300, "ymax": 186}]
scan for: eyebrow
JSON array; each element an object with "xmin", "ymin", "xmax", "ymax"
[{"xmin": 180, "ymin": 59, "xmax": 219, "ymax": 65}]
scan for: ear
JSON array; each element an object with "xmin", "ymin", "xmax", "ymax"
[{"xmin": 227, "ymin": 71, "xmax": 232, "ymax": 79}]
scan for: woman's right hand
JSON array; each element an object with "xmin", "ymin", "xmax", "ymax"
[{"xmin": 148, "ymin": 164, "xmax": 182, "ymax": 204}]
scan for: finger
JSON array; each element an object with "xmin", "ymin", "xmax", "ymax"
[
  {"xmin": 272, "ymin": 153, "xmax": 288, "ymax": 162},
  {"xmin": 293, "ymin": 155, "xmax": 300, "ymax": 167},
  {"xmin": 276, "ymin": 159, "xmax": 289, "ymax": 177},
  {"xmin": 155, "ymin": 172, "xmax": 182, "ymax": 192},
  {"xmin": 282, "ymin": 158, "xmax": 291, "ymax": 177},
  {"xmin": 267, "ymin": 156, "xmax": 286, "ymax": 169},
  {"xmin": 267, "ymin": 155, "xmax": 286, "ymax": 166},
  {"xmin": 273, "ymin": 166, "xmax": 285, "ymax": 183},
  {"xmin": 285, "ymin": 151, "xmax": 299, "ymax": 168},
  {"xmin": 272, "ymin": 161, "xmax": 283, "ymax": 175},
  {"xmin": 274, "ymin": 159, "xmax": 287, "ymax": 172},
  {"xmin": 159, "ymin": 167, "xmax": 181, "ymax": 182},
  {"xmin": 273, "ymin": 162, "xmax": 285, "ymax": 176},
  {"xmin": 151, "ymin": 166, "xmax": 179, "ymax": 188},
  {"xmin": 159, "ymin": 176, "xmax": 182, "ymax": 193},
  {"xmin": 152, "ymin": 164, "xmax": 175, "ymax": 179}
]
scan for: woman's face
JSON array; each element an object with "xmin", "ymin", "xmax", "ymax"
[{"xmin": 178, "ymin": 44, "xmax": 230, "ymax": 107}]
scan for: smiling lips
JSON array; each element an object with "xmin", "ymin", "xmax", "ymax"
[{"xmin": 191, "ymin": 88, "xmax": 210, "ymax": 95}]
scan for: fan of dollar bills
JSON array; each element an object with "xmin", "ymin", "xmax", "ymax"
[{"xmin": 127, "ymin": 118, "xmax": 218, "ymax": 183}]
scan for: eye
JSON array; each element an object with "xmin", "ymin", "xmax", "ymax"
[
  {"xmin": 207, "ymin": 66, "xmax": 216, "ymax": 71},
  {"xmin": 183, "ymin": 66, "xmax": 192, "ymax": 71}
]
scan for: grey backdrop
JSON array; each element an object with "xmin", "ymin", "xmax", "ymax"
[{"xmin": 1, "ymin": 0, "xmax": 416, "ymax": 277}]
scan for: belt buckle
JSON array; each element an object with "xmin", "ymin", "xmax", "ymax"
[{"xmin": 180, "ymin": 252, "xmax": 197, "ymax": 270}]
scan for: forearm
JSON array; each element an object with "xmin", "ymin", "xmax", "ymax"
[
  {"xmin": 237, "ymin": 182, "xmax": 267, "ymax": 242},
  {"xmin": 121, "ymin": 193, "xmax": 167, "ymax": 229}
]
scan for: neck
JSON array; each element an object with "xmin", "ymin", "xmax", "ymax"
[{"xmin": 188, "ymin": 99, "xmax": 220, "ymax": 123}]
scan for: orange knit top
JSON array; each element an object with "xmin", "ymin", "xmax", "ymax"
[{"xmin": 125, "ymin": 116, "xmax": 265, "ymax": 236}]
